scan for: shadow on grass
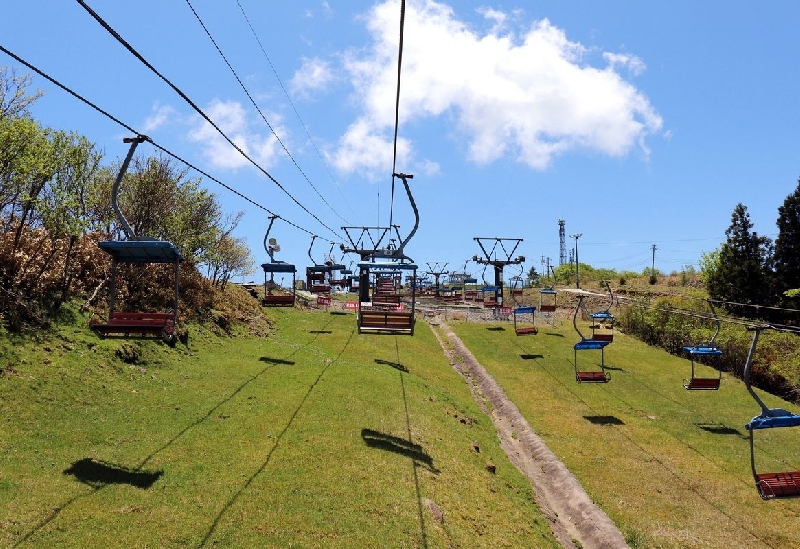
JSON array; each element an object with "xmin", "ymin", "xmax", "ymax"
[
  {"xmin": 374, "ymin": 358, "xmax": 408, "ymax": 372},
  {"xmin": 259, "ymin": 357, "xmax": 295, "ymax": 365},
  {"xmin": 544, "ymin": 332, "xmax": 565, "ymax": 337},
  {"xmin": 361, "ymin": 429, "xmax": 439, "ymax": 473},
  {"xmin": 584, "ymin": 415, "xmax": 625, "ymax": 426},
  {"xmin": 520, "ymin": 354, "xmax": 544, "ymax": 360},
  {"xmin": 63, "ymin": 458, "xmax": 162, "ymax": 489},
  {"xmin": 486, "ymin": 326, "xmax": 506, "ymax": 331},
  {"xmin": 309, "ymin": 330, "xmax": 333, "ymax": 334},
  {"xmin": 697, "ymin": 423, "xmax": 743, "ymax": 436},
  {"xmin": 329, "ymin": 311, "xmax": 348, "ymax": 316}
]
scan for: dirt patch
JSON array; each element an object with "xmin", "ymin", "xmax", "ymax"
[{"xmin": 429, "ymin": 320, "xmax": 629, "ymax": 549}]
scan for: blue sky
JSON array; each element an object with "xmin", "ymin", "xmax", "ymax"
[{"xmin": 3, "ymin": 1, "xmax": 800, "ymax": 283}]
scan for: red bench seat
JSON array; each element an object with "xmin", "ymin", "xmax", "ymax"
[
  {"xmin": 91, "ymin": 311, "xmax": 175, "ymax": 338},
  {"xmin": 756, "ymin": 472, "xmax": 800, "ymax": 499},
  {"xmin": 262, "ymin": 294, "xmax": 295, "ymax": 307},
  {"xmin": 359, "ymin": 310, "xmax": 414, "ymax": 335},
  {"xmin": 684, "ymin": 377, "xmax": 720, "ymax": 390},
  {"xmin": 576, "ymin": 371, "xmax": 609, "ymax": 383}
]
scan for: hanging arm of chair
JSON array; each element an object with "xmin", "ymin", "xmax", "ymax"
[
  {"xmin": 392, "ymin": 173, "xmax": 418, "ymax": 258},
  {"xmin": 112, "ymin": 135, "xmax": 148, "ymax": 240},
  {"xmin": 264, "ymin": 215, "xmax": 277, "ymax": 260},
  {"xmin": 308, "ymin": 235, "xmax": 318, "ymax": 265},
  {"xmin": 573, "ymin": 295, "xmax": 588, "ymax": 341},
  {"xmin": 707, "ymin": 299, "xmax": 721, "ymax": 346}
]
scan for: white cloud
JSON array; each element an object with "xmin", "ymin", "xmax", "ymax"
[
  {"xmin": 477, "ymin": 7, "xmax": 508, "ymax": 34},
  {"xmin": 603, "ymin": 52, "xmax": 646, "ymax": 76},
  {"xmin": 142, "ymin": 103, "xmax": 177, "ymax": 132},
  {"xmin": 291, "ymin": 57, "xmax": 335, "ymax": 97},
  {"xmin": 187, "ymin": 99, "xmax": 286, "ymax": 170},
  {"xmin": 331, "ymin": 0, "xmax": 662, "ymax": 175}
]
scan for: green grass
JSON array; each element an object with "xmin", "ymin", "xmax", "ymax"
[
  {"xmin": 1, "ymin": 306, "xmax": 560, "ymax": 548},
  {"xmin": 450, "ymin": 318, "xmax": 800, "ymax": 549}
]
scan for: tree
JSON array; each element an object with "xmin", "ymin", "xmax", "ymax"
[
  {"xmin": 773, "ymin": 178, "xmax": 800, "ymax": 302},
  {"xmin": 206, "ymin": 233, "xmax": 255, "ymax": 290},
  {"xmin": 204, "ymin": 211, "xmax": 255, "ymax": 289},
  {"xmin": 0, "ymin": 66, "xmax": 44, "ymax": 119},
  {"xmin": 526, "ymin": 265, "xmax": 539, "ymax": 286},
  {"xmin": 705, "ymin": 203, "xmax": 773, "ymax": 315},
  {"xmin": 100, "ymin": 153, "xmax": 222, "ymax": 263}
]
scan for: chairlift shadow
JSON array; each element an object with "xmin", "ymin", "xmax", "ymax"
[
  {"xmin": 330, "ymin": 311, "xmax": 348, "ymax": 316},
  {"xmin": 520, "ymin": 354, "xmax": 544, "ymax": 360},
  {"xmin": 374, "ymin": 358, "xmax": 408, "ymax": 372},
  {"xmin": 696, "ymin": 423, "xmax": 743, "ymax": 436},
  {"xmin": 487, "ymin": 326, "xmax": 506, "ymax": 332},
  {"xmin": 543, "ymin": 332, "xmax": 564, "ymax": 337},
  {"xmin": 584, "ymin": 415, "xmax": 625, "ymax": 426},
  {"xmin": 63, "ymin": 458, "xmax": 162, "ymax": 489},
  {"xmin": 361, "ymin": 428, "xmax": 438, "ymax": 473},
  {"xmin": 259, "ymin": 357, "xmax": 295, "ymax": 365},
  {"xmin": 309, "ymin": 330, "xmax": 333, "ymax": 334}
]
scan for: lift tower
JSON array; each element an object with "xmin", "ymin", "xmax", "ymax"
[{"xmin": 472, "ymin": 237, "xmax": 525, "ymax": 308}]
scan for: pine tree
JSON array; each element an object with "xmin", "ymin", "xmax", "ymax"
[
  {"xmin": 706, "ymin": 203, "xmax": 773, "ymax": 316},
  {"xmin": 773, "ymin": 178, "xmax": 800, "ymax": 300}
]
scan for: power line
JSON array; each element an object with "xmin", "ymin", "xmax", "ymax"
[
  {"xmin": 388, "ymin": 0, "xmax": 407, "ymax": 228},
  {"xmin": 184, "ymin": 0, "xmax": 349, "ymax": 226},
  {"xmin": 75, "ymin": 0, "xmax": 343, "ymax": 241},
  {"xmin": 233, "ymin": 0, "xmax": 358, "ymax": 223},
  {"xmin": 0, "ymin": 43, "xmax": 332, "ymax": 243}
]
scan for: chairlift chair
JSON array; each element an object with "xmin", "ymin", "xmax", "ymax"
[
  {"xmin": 682, "ymin": 300, "xmax": 723, "ymax": 390},
  {"xmin": 513, "ymin": 306, "xmax": 537, "ymax": 335},
  {"xmin": 539, "ymin": 287, "xmax": 557, "ymax": 325},
  {"xmin": 572, "ymin": 295, "xmax": 611, "ymax": 383},
  {"xmin": 743, "ymin": 325, "xmax": 800, "ymax": 499},
  {"xmin": 306, "ymin": 235, "xmax": 333, "ymax": 294},
  {"xmin": 90, "ymin": 136, "xmax": 182, "ymax": 343},
  {"xmin": 357, "ymin": 258, "xmax": 417, "ymax": 335},
  {"xmin": 260, "ymin": 216, "xmax": 297, "ymax": 307},
  {"xmin": 589, "ymin": 282, "xmax": 615, "ymax": 342}
]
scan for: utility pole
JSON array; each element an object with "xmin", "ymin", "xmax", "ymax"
[
  {"xmin": 570, "ymin": 233, "xmax": 582, "ymax": 288},
  {"xmin": 559, "ymin": 219, "xmax": 567, "ymax": 266},
  {"xmin": 651, "ymin": 244, "xmax": 658, "ymax": 276}
]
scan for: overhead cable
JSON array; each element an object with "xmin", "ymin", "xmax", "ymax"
[
  {"xmin": 75, "ymin": 0, "xmax": 343, "ymax": 241},
  {"xmin": 184, "ymin": 0, "xmax": 349, "ymax": 225},
  {"xmin": 233, "ymin": 0, "xmax": 358, "ymax": 222},
  {"xmin": 0, "ymin": 43, "xmax": 331, "ymax": 242},
  {"xmin": 388, "ymin": 0, "xmax": 407, "ymax": 228}
]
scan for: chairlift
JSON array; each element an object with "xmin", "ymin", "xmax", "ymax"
[
  {"xmin": 509, "ymin": 273, "xmax": 525, "ymax": 307},
  {"xmin": 306, "ymin": 235, "xmax": 333, "ymax": 294},
  {"xmin": 682, "ymin": 300, "xmax": 723, "ymax": 390},
  {"xmin": 513, "ymin": 306, "xmax": 537, "ymax": 336},
  {"xmin": 357, "ymin": 258, "xmax": 417, "ymax": 335},
  {"xmin": 572, "ymin": 294, "xmax": 610, "ymax": 383},
  {"xmin": 588, "ymin": 282, "xmax": 615, "ymax": 342},
  {"xmin": 261, "ymin": 215, "xmax": 296, "ymax": 307},
  {"xmin": 90, "ymin": 136, "xmax": 182, "ymax": 343},
  {"xmin": 539, "ymin": 287, "xmax": 557, "ymax": 326},
  {"xmin": 743, "ymin": 325, "xmax": 800, "ymax": 499}
]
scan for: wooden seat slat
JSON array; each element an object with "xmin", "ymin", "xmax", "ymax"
[
  {"xmin": 756, "ymin": 472, "xmax": 800, "ymax": 499},
  {"xmin": 262, "ymin": 294, "xmax": 295, "ymax": 306},
  {"xmin": 576, "ymin": 371, "xmax": 609, "ymax": 383},
  {"xmin": 91, "ymin": 311, "xmax": 175, "ymax": 336},
  {"xmin": 358, "ymin": 310, "xmax": 414, "ymax": 334},
  {"xmin": 684, "ymin": 377, "xmax": 720, "ymax": 390}
]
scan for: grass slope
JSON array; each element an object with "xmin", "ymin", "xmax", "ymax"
[
  {"xmin": 450, "ymin": 318, "xmax": 800, "ymax": 549},
  {"xmin": 1, "ymin": 306, "xmax": 560, "ymax": 548}
]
